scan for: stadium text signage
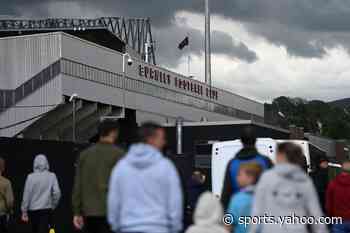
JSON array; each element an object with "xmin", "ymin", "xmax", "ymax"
[{"xmin": 138, "ymin": 65, "xmax": 218, "ymax": 100}]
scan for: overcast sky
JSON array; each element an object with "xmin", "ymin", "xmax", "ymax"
[{"xmin": 3, "ymin": 0, "xmax": 350, "ymax": 102}]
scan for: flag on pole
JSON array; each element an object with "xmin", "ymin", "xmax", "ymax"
[{"xmin": 178, "ymin": 37, "xmax": 189, "ymax": 50}]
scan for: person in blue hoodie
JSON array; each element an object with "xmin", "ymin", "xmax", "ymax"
[
  {"xmin": 221, "ymin": 126, "xmax": 273, "ymax": 208},
  {"xmin": 108, "ymin": 121, "xmax": 183, "ymax": 233}
]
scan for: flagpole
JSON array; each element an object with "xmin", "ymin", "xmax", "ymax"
[
  {"xmin": 205, "ymin": 0, "xmax": 212, "ymax": 88},
  {"xmin": 187, "ymin": 32, "xmax": 191, "ymax": 77}
]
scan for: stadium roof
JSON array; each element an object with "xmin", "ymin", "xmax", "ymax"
[{"xmin": 0, "ymin": 17, "xmax": 156, "ymax": 64}]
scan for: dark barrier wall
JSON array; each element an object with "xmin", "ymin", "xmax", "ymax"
[
  {"xmin": 0, "ymin": 137, "xmax": 88, "ymax": 233},
  {"xmin": 0, "ymin": 137, "xmax": 193, "ymax": 233}
]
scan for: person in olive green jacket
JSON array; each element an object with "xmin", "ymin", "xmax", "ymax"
[
  {"xmin": 0, "ymin": 157, "xmax": 14, "ymax": 233},
  {"xmin": 72, "ymin": 120, "xmax": 124, "ymax": 233}
]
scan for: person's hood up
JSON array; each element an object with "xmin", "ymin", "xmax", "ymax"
[
  {"xmin": 33, "ymin": 154, "xmax": 50, "ymax": 172},
  {"xmin": 334, "ymin": 172, "xmax": 350, "ymax": 186},
  {"xmin": 274, "ymin": 163, "xmax": 307, "ymax": 183},
  {"xmin": 193, "ymin": 192, "xmax": 223, "ymax": 226},
  {"xmin": 125, "ymin": 143, "xmax": 162, "ymax": 169},
  {"xmin": 236, "ymin": 147, "xmax": 260, "ymax": 160}
]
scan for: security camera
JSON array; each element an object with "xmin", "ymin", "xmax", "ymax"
[
  {"xmin": 127, "ymin": 57, "xmax": 133, "ymax": 66},
  {"xmin": 69, "ymin": 93, "xmax": 78, "ymax": 102}
]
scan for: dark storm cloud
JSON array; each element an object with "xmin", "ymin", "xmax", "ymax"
[
  {"xmin": 245, "ymin": 21, "xmax": 328, "ymax": 58},
  {"xmin": 154, "ymin": 26, "xmax": 257, "ymax": 67},
  {"xmin": 4, "ymin": 0, "xmax": 256, "ymax": 66},
  {"xmin": 212, "ymin": 30, "xmax": 257, "ymax": 62},
  {"xmin": 5, "ymin": 0, "xmax": 350, "ymax": 60},
  {"xmin": 13, "ymin": 0, "xmax": 350, "ymax": 32}
]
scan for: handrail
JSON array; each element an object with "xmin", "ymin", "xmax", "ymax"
[{"xmin": 0, "ymin": 60, "xmax": 61, "ymax": 113}]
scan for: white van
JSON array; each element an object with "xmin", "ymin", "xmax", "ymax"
[{"xmin": 211, "ymin": 138, "xmax": 311, "ymax": 197}]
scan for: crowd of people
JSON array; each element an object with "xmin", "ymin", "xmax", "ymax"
[{"xmin": 0, "ymin": 121, "xmax": 349, "ymax": 233}]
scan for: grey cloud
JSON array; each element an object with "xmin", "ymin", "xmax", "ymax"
[
  {"xmin": 245, "ymin": 22, "xmax": 328, "ymax": 58},
  {"xmin": 154, "ymin": 25, "xmax": 257, "ymax": 67},
  {"xmin": 8, "ymin": 0, "xmax": 350, "ymax": 32},
  {"xmin": 212, "ymin": 30, "xmax": 257, "ymax": 62},
  {"xmin": 5, "ymin": 0, "xmax": 256, "ymax": 65},
  {"xmin": 5, "ymin": 0, "xmax": 350, "ymax": 60}
]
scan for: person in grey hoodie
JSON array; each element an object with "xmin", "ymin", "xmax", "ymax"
[
  {"xmin": 108, "ymin": 122, "xmax": 183, "ymax": 233},
  {"xmin": 21, "ymin": 154, "xmax": 61, "ymax": 233},
  {"xmin": 185, "ymin": 192, "xmax": 228, "ymax": 233},
  {"xmin": 249, "ymin": 142, "xmax": 328, "ymax": 233}
]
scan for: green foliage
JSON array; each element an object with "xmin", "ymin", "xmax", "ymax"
[{"xmin": 268, "ymin": 96, "xmax": 350, "ymax": 139}]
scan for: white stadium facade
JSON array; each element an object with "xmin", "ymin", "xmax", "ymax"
[{"xmin": 0, "ymin": 17, "xmax": 264, "ymax": 142}]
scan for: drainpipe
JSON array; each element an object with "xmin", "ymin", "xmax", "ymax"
[{"xmin": 176, "ymin": 117, "xmax": 184, "ymax": 155}]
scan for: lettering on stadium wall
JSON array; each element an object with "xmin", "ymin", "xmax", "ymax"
[{"xmin": 139, "ymin": 65, "xmax": 218, "ymax": 100}]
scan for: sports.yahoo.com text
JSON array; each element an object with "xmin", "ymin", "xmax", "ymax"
[{"xmin": 223, "ymin": 213, "xmax": 342, "ymax": 227}]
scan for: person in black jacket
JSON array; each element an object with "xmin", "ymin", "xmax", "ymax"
[
  {"xmin": 184, "ymin": 171, "xmax": 207, "ymax": 229},
  {"xmin": 220, "ymin": 126, "xmax": 273, "ymax": 209},
  {"xmin": 311, "ymin": 155, "xmax": 329, "ymax": 213}
]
